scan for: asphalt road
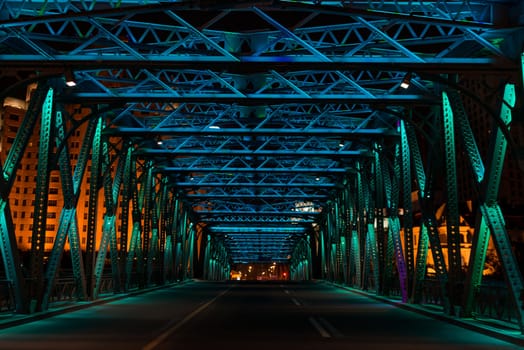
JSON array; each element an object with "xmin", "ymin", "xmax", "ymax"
[{"xmin": 0, "ymin": 281, "xmax": 520, "ymax": 350}]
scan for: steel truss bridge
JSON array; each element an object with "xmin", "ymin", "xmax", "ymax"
[{"xmin": 0, "ymin": 0, "xmax": 524, "ymax": 332}]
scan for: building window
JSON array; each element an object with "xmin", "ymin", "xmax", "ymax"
[
  {"xmin": 13, "ymin": 211, "xmax": 17, "ymax": 218},
  {"xmin": 18, "ymin": 236, "xmax": 23, "ymax": 244},
  {"xmin": 21, "ymin": 212, "xmax": 25, "ymax": 219},
  {"xmin": 46, "ymin": 224, "xmax": 55, "ymax": 231},
  {"xmin": 27, "ymin": 237, "xmax": 32, "ymax": 243},
  {"xmin": 19, "ymin": 224, "xmax": 24, "ymax": 231},
  {"xmin": 49, "ymin": 188, "xmax": 59, "ymax": 195},
  {"xmin": 48, "ymin": 200, "xmax": 57, "ymax": 206},
  {"xmin": 45, "ymin": 236, "xmax": 54, "ymax": 244}
]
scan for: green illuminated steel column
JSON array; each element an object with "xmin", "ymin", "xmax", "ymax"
[
  {"xmin": 42, "ymin": 106, "xmax": 92, "ymax": 310},
  {"xmin": 85, "ymin": 115, "xmax": 103, "ymax": 297},
  {"xmin": 147, "ymin": 182, "xmax": 160, "ymax": 286},
  {"xmin": 164, "ymin": 194, "xmax": 179, "ymax": 282},
  {"xmin": 378, "ymin": 149, "xmax": 405, "ymax": 299},
  {"xmin": 92, "ymin": 139, "xmax": 125, "ymax": 298},
  {"xmin": 290, "ymin": 238, "xmax": 311, "ymax": 281},
  {"xmin": 119, "ymin": 145, "xmax": 133, "ymax": 290},
  {"xmin": 141, "ymin": 161, "xmax": 154, "ymax": 286},
  {"xmin": 467, "ymin": 84, "xmax": 523, "ymax": 330},
  {"xmin": 0, "ymin": 83, "xmax": 48, "ymax": 313},
  {"xmin": 29, "ymin": 87, "xmax": 55, "ymax": 312},
  {"xmin": 158, "ymin": 177, "xmax": 169, "ymax": 284},
  {"xmin": 442, "ymin": 92, "xmax": 463, "ymax": 312},
  {"xmin": 400, "ymin": 121, "xmax": 415, "ymax": 296},
  {"xmin": 405, "ymin": 124, "xmax": 430, "ymax": 303},
  {"xmin": 125, "ymin": 157, "xmax": 142, "ymax": 290},
  {"xmin": 174, "ymin": 206, "xmax": 185, "ymax": 280},
  {"xmin": 373, "ymin": 146, "xmax": 386, "ymax": 295}
]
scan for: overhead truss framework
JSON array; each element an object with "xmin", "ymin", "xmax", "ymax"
[{"xmin": 0, "ymin": 0, "xmax": 523, "ymax": 328}]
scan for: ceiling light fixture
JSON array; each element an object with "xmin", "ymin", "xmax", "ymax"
[
  {"xmin": 400, "ymin": 72, "xmax": 412, "ymax": 89},
  {"xmin": 64, "ymin": 69, "xmax": 76, "ymax": 87}
]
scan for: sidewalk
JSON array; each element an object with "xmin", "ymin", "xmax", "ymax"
[
  {"xmin": 0, "ymin": 280, "xmax": 192, "ymax": 330},
  {"xmin": 328, "ymin": 281, "xmax": 524, "ymax": 347}
]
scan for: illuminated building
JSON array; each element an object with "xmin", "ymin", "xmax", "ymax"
[{"xmin": 0, "ymin": 86, "xmax": 101, "ymax": 252}]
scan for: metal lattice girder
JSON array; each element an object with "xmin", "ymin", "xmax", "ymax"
[
  {"xmin": 29, "ymin": 87, "xmax": 54, "ymax": 312},
  {"xmin": 0, "ymin": 1, "xmax": 516, "ymax": 67},
  {"xmin": 0, "ymin": 1, "xmax": 501, "ymax": 25},
  {"xmin": 93, "ymin": 139, "xmax": 125, "ymax": 297},
  {"xmin": 62, "ymin": 68, "xmax": 438, "ymax": 104},
  {"xmin": 107, "ymin": 102, "xmax": 378, "ymax": 129},
  {"xmin": 202, "ymin": 215, "xmax": 315, "ymax": 224},
  {"xmin": 0, "ymin": 83, "xmax": 49, "ymax": 313},
  {"xmin": 153, "ymin": 154, "xmax": 349, "ymax": 170},
  {"xmin": 399, "ymin": 121, "xmax": 414, "ymax": 287},
  {"xmin": 43, "ymin": 106, "xmax": 87, "ymax": 309},
  {"xmin": 85, "ymin": 116, "xmax": 103, "ymax": 295},
  {"xmin": 225, "ymin": 233, "xmax": 296, "ymax": 260},
  {"xmin": 446, "ymin": 90, "xmax": 485, "ymax": 183},
  {"xmin": 464, "ymin": 83, "xmax": 524, "ymax": 329},
  {"xmin": 442, "ymin": 91, "xmax": 462, "ymax": 287}
]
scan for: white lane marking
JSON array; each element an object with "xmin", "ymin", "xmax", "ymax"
[
  {"xmin": 283, "ymin": 289, "xmax": 290, "ymax": 295},
  {"xmin": 290, "ymin": 297, "xmax": 301, "ymax": 307},
  {"xmin": 318, "ymin": 317, "xmax": 343, "ymax": 338},
  {"xmin": 142, "ymin": 288, "xmax": 230, "ymax": 350},
  {"xmin": 308, "ymin": 316, "xmax": 331, "ymax": 338}
]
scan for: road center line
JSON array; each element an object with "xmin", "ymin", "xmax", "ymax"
[
  {"xmin": 318, "ymin": 317, "xmax": 343, "ymax": 338},
  {"xmin": 290, "ymin": 297, "xmax": 301, "ymax": 307},
  {"xmin": 142, "ymin": 288, "xmax": 230, "ymax": 350},
  {"xmin": 308, "ymin": 316, "xmax": 331, "ymax": 338}
]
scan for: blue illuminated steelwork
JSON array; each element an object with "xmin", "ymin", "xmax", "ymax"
[{"xmin": 0, "ymin": 1, "xmax": 521, "ymax": 334}]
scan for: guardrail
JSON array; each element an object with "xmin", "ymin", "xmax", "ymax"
[{"xmin": 420, "ymin": 279, "xmax": 519, "ymax": 325}]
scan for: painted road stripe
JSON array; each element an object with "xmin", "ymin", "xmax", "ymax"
[
  {"xmin": 318, "ymin": 317, "xmax": 343, "ymax": 338},
  {"xmin": 308, "ymin": 316, "xmax": 331, "ymax": 338},
  {"xmin": 290, "ymin": 297, "xmax": 301, "ymax": 306},
  {"xmin": 142, "ymin": 288, "xmax": 230, "ymax": 350}
]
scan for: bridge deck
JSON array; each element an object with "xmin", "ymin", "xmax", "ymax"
[{"xmin": 0, "ymin": 281, "xmax": 521, "ymax": 350}]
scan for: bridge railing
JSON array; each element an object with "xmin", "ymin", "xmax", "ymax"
[
  {"xmin": 0, "ymin": 280, "xmax": 15, "ymax": 312},
  {"xmin": 420, "ymin": 279, "xmax": 519, "ymax": 325}
]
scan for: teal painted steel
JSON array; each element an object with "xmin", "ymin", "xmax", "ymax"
[
  {"xmin": 29, "ymin": 88, "xmax": 54, "ymax": 312},
  {"xmin": 400, "ymin": 121, "xmax": 415, "ymax": 294},
  {"xmin": 442, "ymin": 91, "xmax": 463, "ymax": 308},
  {"xmin": 85, "ymin": 116, "xmax": 103, "ymax": 296}
]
